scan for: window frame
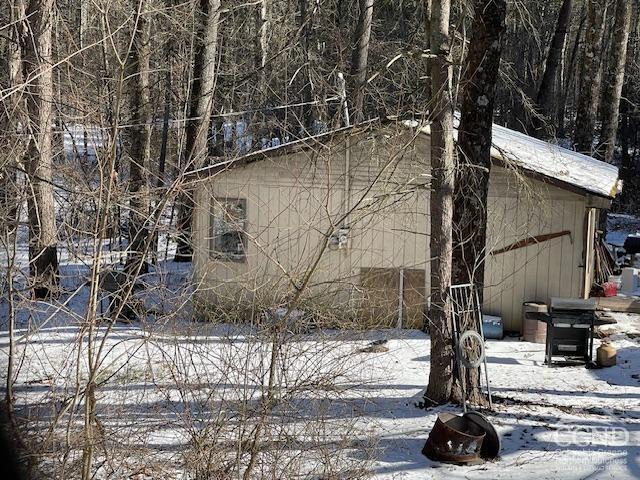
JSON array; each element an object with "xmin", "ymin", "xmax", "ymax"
[{"xmin": 209, "ymin": 197, "xmax": 248, "ymax": 262}]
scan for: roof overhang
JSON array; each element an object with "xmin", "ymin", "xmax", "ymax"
[{"xmin": 186, "ymin": 118, "xmax": 621, "ymax": 203}]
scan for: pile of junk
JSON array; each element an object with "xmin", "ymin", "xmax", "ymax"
[{"xmin": 422, "ymin": 284, "xmax": 500, "ymax": 465}]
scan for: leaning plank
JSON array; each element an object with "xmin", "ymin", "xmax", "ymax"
[
  {"xmin": 490, "ymin": 230, "xmax": 572, "ymax": 255},
  {"xmin": 595, "ymin": 296, "xmax": 640, "ymax": 313}
]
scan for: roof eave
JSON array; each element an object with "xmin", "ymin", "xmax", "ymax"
[{"xmin": 489, "ymin": 153, "xmax": 616, "ymax": 203}]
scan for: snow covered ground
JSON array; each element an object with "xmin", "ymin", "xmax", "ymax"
[
  {"xmin": 607, "ymin": 214, "xmax": 640, "ymax": 248},
  {"xmin": 1, "ymin": 254, "xmax": 639, "ymax": 479},
  {"xmin": 366, "ymin": 318, "xmax": 640, "ymax": 480}
]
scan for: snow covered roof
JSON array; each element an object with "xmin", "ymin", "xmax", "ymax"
[
  {"xmin": 488, "ymin": 123, "xmax": 620, "ymax": 199},
  {"xmin": 404, "ymin": 119, "xmax": 620, "ymax": 198},
  {"xmin": 190, "ymin": 118, "xmax": 620, "ymax": 199}
]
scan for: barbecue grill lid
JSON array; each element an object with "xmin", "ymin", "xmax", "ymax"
[{"xmin": 550, "ymin": 297, "xmax": 596, "ymax": 312}]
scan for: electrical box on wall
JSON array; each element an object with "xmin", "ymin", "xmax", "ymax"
[{"xmin": 329, "ymin": 226, "xmax": 350, "ymax": 250}]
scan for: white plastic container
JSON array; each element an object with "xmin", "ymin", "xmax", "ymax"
[{"xmin": 620, "ymin": 267, "xmax": 639, "ymax": 295}]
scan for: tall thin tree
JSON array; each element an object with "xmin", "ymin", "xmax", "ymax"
[
  {"xmin": 127, "ymin": 0, "xmax": 152, "ymax": 274},
  {"xmin": 596, "ymin": 0, "xmax": 633, "ymax": 163},
  {"xmin": 574, "ymin": 0, "xmax": 608, "ymax": 154},
  {"xmin": 1, "ymin": 0, "xmax": 26, "ymax": 238},
  {"xmin": 175, "ymin": 0, "xmax": 222, "ymax": 261},
  {"xmin": 22, "ymin": 0, "xmax": 59, "ymax": 298},
  {"xmin": 532, "ymin": 0, "xmax": 573, "ymax": 138},
  {"xmin": 451, "ymin": 0, "xmax": 506, "ymax": 405},
  {"xmin": 350, "ymin": 0, "xmax": 374, "ymax": 123},
  {"xmin": 424, "ymin": 0, "xmax": 455, "ymax": 405}
]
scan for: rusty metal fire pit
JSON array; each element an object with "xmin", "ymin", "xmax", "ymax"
[{"xmin": 422, "ymin": 412, "xmax": 486, "ymax": 464}]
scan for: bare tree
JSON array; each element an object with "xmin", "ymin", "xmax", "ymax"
[
  {"xmin": 532, "ymin": 0, "xmax": 573, "ymax": 138},
  {"xmin": 175, "ymin": 0, "xmax": 222, "ymax": 261},
  {"xmin": 557, "ymin": 3, "xmax": 587, "ymax": 138},
  {"xmin": 298, "ymin": 0, "xmax": 319, "ymax": 130},
  {"xmin": 350, "ymin": 0, "xmax": 374, "ymax": 123},
  {"xmin": 0, "ymin": 0, "xmax": 25, "ymax": 238},
  {"xmin": 452, "ymin": 0, "xmax": 506, "ymax": 405},
  {"xmin": 596, "ymin": 0, "xmax": 633, "ymax": 163},
  {"xmin": 127, "ymin": 0, "xmax": 152, "ymax": 274},
  {"xmin": 255, "ymin": 0, "xmax": 269, "ymax": 97},
  {"xmin": 574, "ymin": 0, "xmax": 608, "ymax": 154},
  {"xmin": 424, "ymin": 0, "xmax": 455, "ymax": 406},
  {"xmin": 22, "ymin": 0, "xmax": 59, "ymax": 298}
]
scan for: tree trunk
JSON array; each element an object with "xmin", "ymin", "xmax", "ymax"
[
  {"xmin": 557, "ymin": 5, "xmax": 586, "ymax": 138},
  {"xmin": 126, "ymin": 1, "xmax": 152, "ymax": 275},
  {"xmin": 424, "ymin": 0, "xmax": 455, "ymax": 406},
  {"xmin": 350, "ymin": 0, "xmax": 374, "ymax": 124},
  {"xmin": 255, "ymin": 0, "xmax": 268, "ymax": 99},
  {"xmin": 174, "ymin": 0, "xmax": 222, "ymax": 261},
  {"xmin": 619, "ymin": 84, "xmax": 632, "ymax": 210},
  {"xmin": 424, "ymin": 0, "xmax": 432, "ymax": 100},
  {"xmin": 596, "ymin": 0, "xmax": 633, "ymax": 163},
  {"xmin": 298, "ymin": 0, "xmax": 317, "ymax": 132},
  {"xmin": 532, "ymin": 0, "xmax": 573, "ymax": 139},
  {"xmin": 1, "ymin": 0, "xmax": 26, "ymax": 238},
  {"xmin": 22, "ymin": 0, "xmax": 59, "ymax": 299},
  {"xmin": 617, "ymin": 8, "xmax": 639, "ymax": 211},
  {"xmin": 451, "ymin": 0, "xmax": 506, "ymax": 407},
  {"xmin": 573, "ymin": 0, "xmax": 608, "ymax": 154}
]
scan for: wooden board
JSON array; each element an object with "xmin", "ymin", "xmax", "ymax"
[
  {"xmin": 595, "ymin": 296, "xmax": 640, "ymax": 313},
  {"xmin": 360, "ymin": 268, "xmax": 400, "ymax": 328},
  {"xmin": 402, "ymin": 269, "xmax": 426, "ymax": 329},
  {"xmin": 359, "ymin": 267, "xmax": 426, "ymax": 328}
]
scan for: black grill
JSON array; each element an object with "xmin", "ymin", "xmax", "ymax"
[
  {"xmin": 623, "ymin": 235, "xmax": 640, "ymax": 255},
  {"xmin": 545, "ymin": 298, "xmax": 596, "ymax": 367}
]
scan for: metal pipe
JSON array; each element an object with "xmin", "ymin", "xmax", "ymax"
[{"xmin": 397, "ymin": 268, "xmax": 404, "ymax": 328}]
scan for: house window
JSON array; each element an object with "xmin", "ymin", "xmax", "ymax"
[{"xmin": 210, "ymin": 198, "xmax": 247, "ymax": 261}]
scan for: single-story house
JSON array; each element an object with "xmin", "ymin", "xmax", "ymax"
[{"xmin": 188, "ymin": 120, "xmax": 620, "ymax": 332}]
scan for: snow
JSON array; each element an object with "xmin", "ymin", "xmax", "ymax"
[
  {"xmin": 62, "ymin": 123, "xmax": 105, "ymax": 161},
  {"xmin": 404, "ymin": 119, "xmax": 620, "ymax": 199},
  {"xmin": 1, "ymin": 208, "xmax": 638, "ymax": 478},
  {"xmin": 607, "ymin": 214, "xmax": 640, "ymax": 247},
  {"xmin": 488, "ymin": 123, "xmax": 620, "ymax": 199},
  {"xmin": 192, "ymin": 118, "xmax": 620, "ymax": 202},
  {"xmin": 2, "ymin": 265, "xmax": 639, "ymax": 479}
]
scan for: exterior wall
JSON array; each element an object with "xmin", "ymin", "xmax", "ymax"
[
  {"xmin": 483, "ymin": 167, "xmax": 589, "ymax": 331},
  {"xmin": 193, "ymin": 131, "xmax": 595, "ymax": 332},
  {"xmin": 193, "ymin": 129, "xmax": 431, "ymax": 327}
]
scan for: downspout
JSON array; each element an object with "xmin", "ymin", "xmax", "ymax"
[{"xmin": 344, "ymin": 139, "xmax": 350, "ymax": 217}]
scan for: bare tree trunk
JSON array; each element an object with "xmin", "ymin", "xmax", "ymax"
[
  {"xmin": 557, "ymin": 5, "xmax": 586, "ymax": 138},
  {"xmin": 573, "ymin": 0, "xmax": 608, "ymax": 154},
  {"xmin": 22, "ymin": 0, "xmax": 59, "ymax": 299},
  {"xmin": 255, "ymin": 0, "xmax": 269, "ymax": 97},
  {"xmin": 157, "ymin": 76, "xmax": 171, "ymax": 192},
  {"xmin": 532, "ymin": 0, "xmax": 573, "ymax": 138},
  {"xmin": 174, "ymin": 0, "xmax": 222, "ymax": 261},
  {"xmin": 424, "ymin": 0, "xmax": 432, "ymax": 100},
  {"xmin": 299, "ymin": 0, "xmax": 317, "ymax": 132},
  {"xmin": 618, "ymin": 8, "xmax": 639, "ymax": 211},
  {"xmin": 126, "ymin": 1, "xmax": 152, "ymax": 275},
  {"xmin": 424, "ymin": 0, "xmax": 454, "ymax": 406},
  {"xmin": 451, "ymin": 0, "xmax": 506, "ymax": 406},
  {"xmin": 619, "ymin": 82, "xmax": 632, "ymax": 209},
  {"xmin": 1, "ymin": 0, "xmax": 26, "ymax": 238},
  {"xmin": 152, "ymin": 10, "xmax": 174, "ymax": 264},
  {"xmin": 596, "ymin": 0, "xmax": 633, "ymax": 163},
  {"xmin": 350, "ymin": 0, "xmax": 374, "ymax": 124}
]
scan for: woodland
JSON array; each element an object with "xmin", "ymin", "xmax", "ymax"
[{"xmin": 0, "ymin": 0, "xmax": 639, "ymax": 478}]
